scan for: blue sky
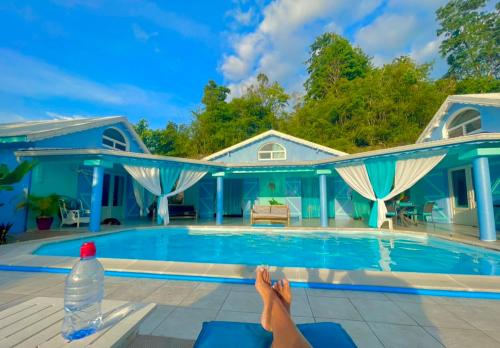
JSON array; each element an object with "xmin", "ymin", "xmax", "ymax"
[{"xmin": 0, "ymin": 0, "xmax": 449, "ymax": 128}]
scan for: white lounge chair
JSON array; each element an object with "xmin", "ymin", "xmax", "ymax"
[{"xmin": 60, "ymin": 198, "xmax": 90, "ymax": 228}]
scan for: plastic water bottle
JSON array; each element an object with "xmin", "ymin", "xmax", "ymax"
[{"xmin": 62, "ymin": 242, "xmax": 104, "ymax": 340}]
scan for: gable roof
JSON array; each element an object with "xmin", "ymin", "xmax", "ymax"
[
  {"xmin": 416, "ymin": 93, "xmax": 500, "ymax": 143},
  {"xmin": 0, "ymin": 116, "xmax": 150, "ymax": 153},
  {"xmin": 203, "ymin": 129, "xmax": 348, "ymax": 161}
]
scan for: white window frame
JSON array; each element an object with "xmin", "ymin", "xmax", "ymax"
[
  {"xmin": 444, "ymin": 108, "xmax": 482, "ymax": 139},
  {"xmin": 257, "ymin": 142, "xmax": 287, "ymax": 161},
  {"xmin": 102, "ymin": 127, "xmax": 128, "ymax": 151}
]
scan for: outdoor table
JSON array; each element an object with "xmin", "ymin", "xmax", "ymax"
[
  {"xmin": 397, "ymin": 202, "xmax": 417, "ymax": 226},
  {"xmin": 0, "ymin": 297, "xmax": 155, "ymax": 347}
]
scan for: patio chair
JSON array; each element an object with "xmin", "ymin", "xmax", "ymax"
[
  {"xmin": 59, "ymin": 198, "xmax": 90, "ymax": 228},
  {"xmin": 406, "ymin": 201, "xmax": 435, "ymax": 223},
  {"xmin": 421, "ymin": 201, "xmax": 435, "ymax": 223},
  {"xmin": 386, "ymin": 202, "xmax": 397, "ymax": 228},
  {"xmin": 194, "ymin": 321, "xmax": 356, "ymax": 348}
]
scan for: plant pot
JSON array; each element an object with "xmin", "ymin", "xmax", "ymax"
[{"xmin": 36, "ymin": 216, "xmax": 54, "ymax": 230}]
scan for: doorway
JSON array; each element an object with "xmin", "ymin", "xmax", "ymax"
[
  {"xmin": 101, "ymin": 173, "xmax": 125, "ymax": 220},
  {"xmin": 448, "ymin": 166, "xmax": 477, "ymax": 226}
]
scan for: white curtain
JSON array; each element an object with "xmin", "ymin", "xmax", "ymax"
[
  {"xmin": 160, "ymin": 169, "xmax": 207, "ymax": 225},
  {"xmin": 132, "ymin": 180, "xmax": 146, "ymax": 216},
  {"xmin": 123, "ymin": 165, "xmax": 164, "ymax": 221},
  {"xmin": 335, "ymin": 153, "xmax": 445, "ymax": 228},
  {"xmin": 389, "ymin": 154, "xmax": 445, "ymax": 200},
  {"xmin": 124, "ymin": 165, "xmax": 208, "ymax": 225},
  {"xmin": 335, "ymin": 162, "xmax": 376, "ymax": 201},
  {"xmin": 123, "ymin": 165, "xmax": 161, "ymax": 196}
]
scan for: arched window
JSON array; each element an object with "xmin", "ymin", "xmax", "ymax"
[
  {"xmin": 446, "ymin": 109, "xmax": 481, "ymax": 138},
  {"xmin": 102, "ymin": 127, "xmax": 128, "ymax": 151},
  {"xmin": 258, "ymin": 142, "xmax": 286, "ymax": 160}
]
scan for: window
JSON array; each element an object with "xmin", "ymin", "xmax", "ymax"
[
  {"xmin": 258, "ymin": 142, "xmax": 286, "ymax": 161},
  {"xmin": 446, "ymin": 109, "xmax": 481, "ymax": 138},
  {"xmin": 102, "ymin": 127, "xmax": 128, "ymax": 151}
]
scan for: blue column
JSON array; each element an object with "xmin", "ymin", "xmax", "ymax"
[
  {"xmin": 216, "ymin": 176, "xmax": 224, "ymax": 225},
  {"xmin": 319, "ymin": 174, "xmax": 328, "ymax": 228},
  {"xmin": 472, "ymin": 156, "xmax": 496, "ymax": 241},
  {"xmin": 89, "ymin": 166, "xmax": 104, "ymax": 232}
]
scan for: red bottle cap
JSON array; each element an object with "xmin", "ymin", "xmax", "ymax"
[{"xmin": 80, "ymin": 242, "xmax": 96, "ymax": 259}]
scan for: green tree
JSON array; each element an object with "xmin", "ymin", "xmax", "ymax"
[
  {"xmin": 285, "ymin": 57, "xmax": 454, "ymax": 153},
  {"xmin": 134, "ymin": 119, "xmax": 192, "ymax": 157},
  {"xmin": 304, "ymin": 33, "xmax": 371, "ymax": 100},
  {"xmin": 190, "ymin": 76, "xmax": 289, "ymax": 157},
  {"xmin": 436, "ymin": 0, "xmax": 499, "ymax": 79}
]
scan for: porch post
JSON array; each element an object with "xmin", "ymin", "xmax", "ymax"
[
  {"xmin": 89, "ymin": 165, "xmax": 104, "ymax": 232},
  {"xmin": 472, "ymin": 156, "xmax": 496, "ymax": 241},
  {"xmin": 317, "ymin": 169, "xmax": 331, "ymax": 228},
  {"xmin": 214, "ymin": 172, "xmax": 225, "ymax": 225}
]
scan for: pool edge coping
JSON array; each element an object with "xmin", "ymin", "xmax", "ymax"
[{"xmin": 1, "ymin": 225, "xmax": 500, "ymax": 298}]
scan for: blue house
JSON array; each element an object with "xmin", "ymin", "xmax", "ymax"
[
  {"xmin": 1, "ymin": 93, "xmax": 499, "ymax": 242},
  {"xmin": 0, "ymin": 117, "xmax": 149, "ymax": 233}
]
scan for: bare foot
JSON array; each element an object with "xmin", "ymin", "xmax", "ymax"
[
  {"xmin": 273, "ymin": 279, "xmax": 292, "ymax": 314},
  {"xmin": 255, "ymin": 267, "xmax": 275, "ymax": 331}
]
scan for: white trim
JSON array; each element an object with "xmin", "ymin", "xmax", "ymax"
[
  {"xmin": 447, "ymin": 166, "xmax": 477, "ymax": 226},
  {"xmin": 443, "ymin": 108, "xmax": 482, "ymax": 139},
  {"xmin": 257, "ymin": 142, "xmax": 287, "ymax": 161},
  {"xmin": 15, "ymin": 133, "xmax": 500, "ymax": 169},
  {"xmin": 102, "ymin": 126, "xmax": 129, "ymax": 151},
  {"xmin": 203, "ymin": 130, "xmax": 348, "ymax": 160},
  {"xmin": 416, "ymin": 93, "xmax": 500, "ymax": 143},
  {"xmin": 0, "ymin": 116, "xmax": 150, "ymax": 154}
]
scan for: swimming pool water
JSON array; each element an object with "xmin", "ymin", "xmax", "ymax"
[{"xmin": 34, "ymin": 228, "xmax": 500, "ymax": 276}]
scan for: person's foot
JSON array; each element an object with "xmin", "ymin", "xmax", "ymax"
[
  {"xmin": 273, "ymin": 279, "xmax": 292, "ymax": 314},
  {"xmin": 255, "ymin": 267, "xmax": 275, "ymax": 332}
]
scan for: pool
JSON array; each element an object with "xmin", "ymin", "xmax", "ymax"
[{"xmin": 34, "ymin": 228, "xmax": 500, "ymax": 276}]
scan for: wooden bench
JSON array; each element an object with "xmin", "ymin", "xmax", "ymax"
[
  {"xmin": 250, "ymin": 205, "xmax": 290, "ymax": 225},
  {"xmin": 0, "ymin": 297, "xmax": 155, "ymax": 347}
]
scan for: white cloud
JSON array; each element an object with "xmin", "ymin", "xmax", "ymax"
[
  {"xmin": 227, "ymin": 7, "xmax": 256, "ymax": 26},
  {"xmin": 221, "ymin": 0, "xmax": 385, "ymax": 97},
  {"xmin": 355, "ymin": 15, "xmax": 417, "ymax": 54},
  {"xmin": 354, "ymin": 0, "xmax": 448, "ymax": 70},
  {"xmin": 131, "ymin": 23, "xmax": 157, "ymax": 42},
  {"xmin": 222, "ymin": 0, "xmax": 450, "ymax": 96},
  {"xmin": 0, "ymin": 49, "xmax": 194, "ymax": 126},
  {"xmin": 45, "ymin": 112, "xmax": 87, "ymax": 120},
  {"xmin": 410, "ymin": 38, "xmax": 442, "ymax": 63},
  {"xmin": 51, "ymin": 0, "xmax": 213, "ymax": 42}
]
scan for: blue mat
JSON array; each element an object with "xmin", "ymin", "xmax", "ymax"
[{"xmin": 194, "ymin": 321, "xmax": 357, "ymax": 348}]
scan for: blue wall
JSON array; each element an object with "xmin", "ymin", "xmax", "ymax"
[
  {"xmin": 426, "ymin": 103, "xmax": 499, "ymax": 142},
  {"xmin": 209, "ymin": 135, "xmax": 340, "ymax": 163},
  {"xmin": 410, "ymin": 167, "xmax": 452, "ymax": 224},
  {"xmin": 0, "ymin": 121, "xmax": 145, "ymax": 233},
  {"xmin": 34, "ymin": 122, "xmax": 145, "ymax": 153}
]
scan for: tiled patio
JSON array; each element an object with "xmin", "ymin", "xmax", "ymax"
[{"xmin": 1, "ymin": 271, "xmax": 500, "ymax": 348}]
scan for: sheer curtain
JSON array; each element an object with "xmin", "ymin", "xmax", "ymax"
[
  {"xmin": 335, "ymin": 153, "xmax": 446, "ymax": 228},
  {"xmin": 132, "ymin": 180, "xmax": 146, "ymax": 216},
  {"xmin": 123, "ymin": 165, "xmax": 161, "ymax": 196},
  {"xmin": 160, "ymin": 169, "xmax": 207, "ymax": 225},
  {"xmin": 124, "ymin": 164, "xmax": 208, "ymax": 225},
  {"xmin": 157, "ymin": 167, "xmax": 182, "ymax": 225},
  {"xmin": 365, "ymin": 158, "xmax": 396, "ymax": 228},
  {"xmin": 335, "ymin": 162, "xmax": 376, "ymax": 201}
]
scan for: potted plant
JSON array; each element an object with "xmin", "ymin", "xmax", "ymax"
[
  {"xmin": 0, "ymin": 223, "xmax": 12, "ymax": 244},
  {"xmin": 17, "ymin": 194, "xmax": 61, "ymax": 230}
]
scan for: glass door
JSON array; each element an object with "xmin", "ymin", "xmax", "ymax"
[
  {"xmin": 101, "ymin": 173, "xmax": 125, "ymax": 220},
  {"xmin": 448, "ymin": 167, "xmax": 477, "ymax": 226}
]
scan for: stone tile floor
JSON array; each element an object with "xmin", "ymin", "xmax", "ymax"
[{"xmin": 0, "ymin": 271, "xmax": 500, "ymax": 347}]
